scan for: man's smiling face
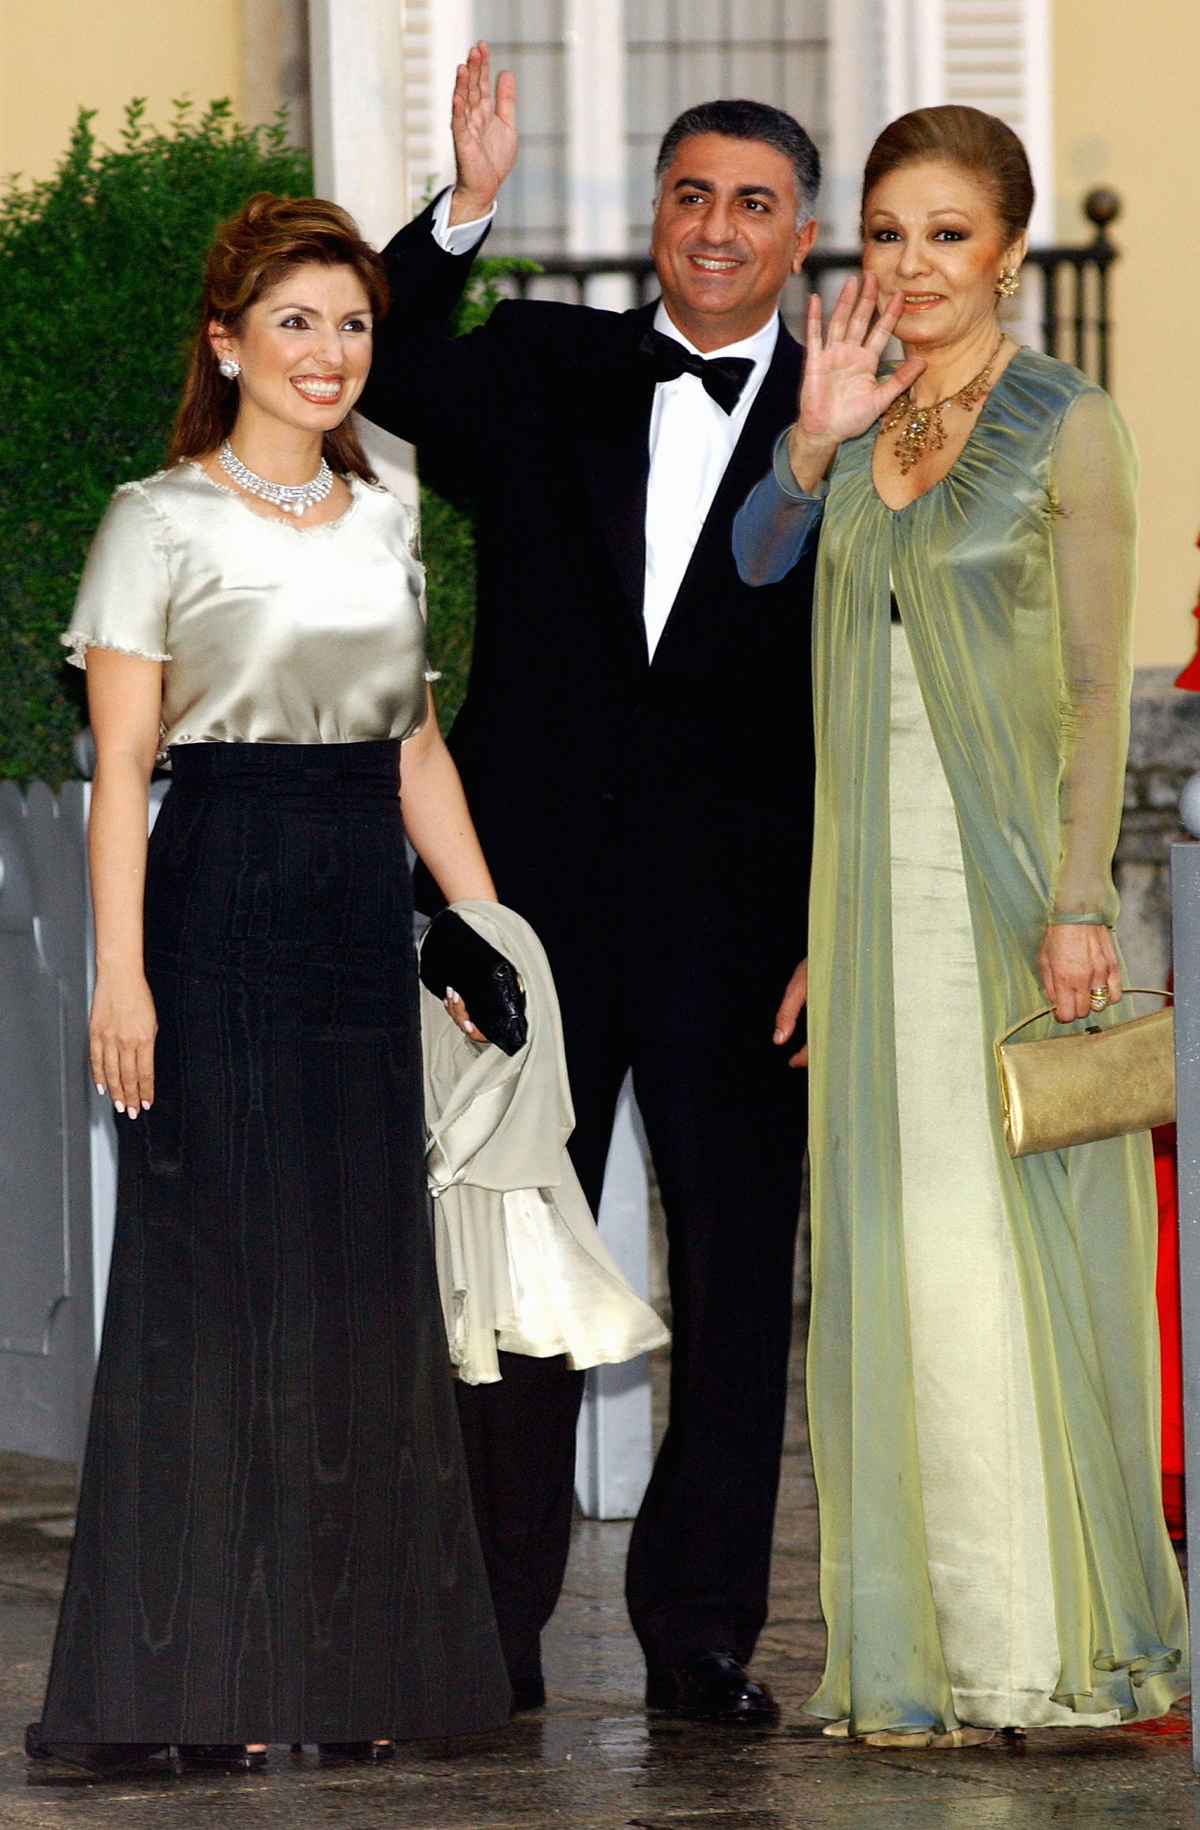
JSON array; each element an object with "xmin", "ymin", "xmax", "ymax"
[{"xmin": 650, "ymin": 132, "xmax": 817, "ymax": 351}]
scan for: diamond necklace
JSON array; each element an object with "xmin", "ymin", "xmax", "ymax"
[
  {"xmin": 219, "ymin": 439, "xmax": 335, "ymax": 518},
  {"xmin": 878, "ymin": 335, "xmax": 1007, "ymax": 476}
]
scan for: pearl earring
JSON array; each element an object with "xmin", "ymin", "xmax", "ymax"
[
  {"xmin": 995, "ymin": 268, "xmax": 1020, "ymax": 300},
  {"xmin": 218, "ymin": 357, "xmax": 241, "ymax": 379}
]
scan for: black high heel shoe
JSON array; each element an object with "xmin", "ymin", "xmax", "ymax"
[
  {"xmin": 317, "ymin": 1740, "xmax": 395, "ymax": 1766},
  {"xmin": 25, "ymin": 1722, "xmax": 170, "ymax": 1776},
  {"xmin": 178, "ymin": 1744, "xmax": 268, "ymax": 1773}
]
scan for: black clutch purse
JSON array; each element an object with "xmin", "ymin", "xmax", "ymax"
[{"xmin": 418, "ymin": 909, "xmax": 528, "ymax": 1057}]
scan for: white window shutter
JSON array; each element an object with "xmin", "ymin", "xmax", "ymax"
[
  {"xmin": 401, "ymin": 0, "xmax": 437, "ymax": 219},
  {"xmin": 939, "ymin": 1, "xmax": 1053, "ymax": 241},
  {"xmin": 828, "ymin": 0, "xmax": 1052, "ymax": 244},
  {"xmin": 401, "ymin": 0, "xmax": 473, "ymax": 222}
]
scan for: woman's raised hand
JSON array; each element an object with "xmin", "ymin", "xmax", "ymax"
[
  {"xmin": 787, "ymin": 278, "xmax": 926, "ymax": 489},
  {"xmin": 449, "ymin": 42, "xmax": 517, "ymax": 221}
]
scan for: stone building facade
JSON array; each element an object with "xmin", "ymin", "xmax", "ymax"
[{"xmin": 1118, "ymin": 672, "xmax": 1200, "ymax": 990}]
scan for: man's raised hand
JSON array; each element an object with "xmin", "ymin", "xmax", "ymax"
[{"xmin": 449, "ymin": 42, "xmax": 517, "ymax": 225}]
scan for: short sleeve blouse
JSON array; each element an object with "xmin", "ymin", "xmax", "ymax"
[{"xmin": 63, "ymin": 464, "xmax": 433, "ymax": 749}]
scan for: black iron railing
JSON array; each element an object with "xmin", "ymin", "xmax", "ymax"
[{"xmin": 503, "ymin": 189, "xmax": 1121, "ymax": 390}]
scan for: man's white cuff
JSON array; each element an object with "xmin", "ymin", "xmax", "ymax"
[{"xmin": 430, "ymin": 185, "xmax": 495, "ymax": 256}]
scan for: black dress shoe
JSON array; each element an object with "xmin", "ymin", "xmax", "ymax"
[
  {"xmin": 317, "ymin": 1740, "xmax": 395, "ymax": 1766},
  {"xmin": 645, "ymin": 1652, "xmax": 779, "ymax": 1723},
  {"xmin": 25, "ymin": 1722, "xmax": 171, "ymax": 1776},
  {"xmin": 510, "ymin": 1676, "xmax": 546, "ymax": 1714},
  {"xmin": 178, "ymin": 1744, "xmax": 268, "ymax": 1773}
]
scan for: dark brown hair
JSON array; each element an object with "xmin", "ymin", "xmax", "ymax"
[
  {"xmin": 655, "ymin": 99, "xmax": 821, "ymax": 221},
  {"xmin": 168, "ymin": 193, "xmax": 390, "ymax": 479},
  {"xmin": 861, "ymin": 105, "xmax": 1034, "ymax": 246}
]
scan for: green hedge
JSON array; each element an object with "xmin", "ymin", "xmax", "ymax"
[{"xmin": 0, "ymin": 101, "xmax": 511, "ymax": 782}]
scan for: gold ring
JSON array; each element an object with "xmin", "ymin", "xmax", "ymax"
[{"xmin": 1090, "ymin": 988, "xmax": 1110, "ymax": 1010}]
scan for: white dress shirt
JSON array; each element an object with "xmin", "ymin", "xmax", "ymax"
[
  {"xmin": 427, "ymin": 194, "xmax": 779, "ymax": 661},
  {"xmin": 642, "ymin": 305, "xmax": 779, "ymax": 658},
  {"xmin": 430, "ymin": 186, "xmax": 495, "ymax": 256}
]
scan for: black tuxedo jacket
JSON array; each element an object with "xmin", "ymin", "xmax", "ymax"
[{"xmin": 361, "ymin": 205, "xmax": 816, "ymax": 974}]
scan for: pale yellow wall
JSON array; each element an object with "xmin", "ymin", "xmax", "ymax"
[
  {"xmin": 0, "ymin": 0, "xmax": 241, "ymax": 187},
  {"xmin": 1054, "ymin": 0, "xmax": 1200, "ymax": 668}
]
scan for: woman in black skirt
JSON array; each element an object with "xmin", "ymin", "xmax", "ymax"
[{"xmin": 28, "ymin": 187, "xmax": 512, "ymax": 1775}]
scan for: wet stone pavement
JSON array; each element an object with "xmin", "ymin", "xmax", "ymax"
[{"xmin": 0, "ymin": 1339, "xmax": 1194, "ymax": 1828}]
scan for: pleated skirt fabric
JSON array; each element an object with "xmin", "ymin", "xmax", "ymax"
[{"xmin": 41, "ymin": 739, "xmax": 512, "ymax": 1746}]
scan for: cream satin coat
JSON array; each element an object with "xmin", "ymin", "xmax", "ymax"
[{"xmin": 421, "ymin": 902, "xmax": 669, "ymax": 1385}]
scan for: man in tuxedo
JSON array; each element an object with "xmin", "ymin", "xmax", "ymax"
[{"xmin": 362, "ymin": 48, "xmax": 818, "ymax": 1723}]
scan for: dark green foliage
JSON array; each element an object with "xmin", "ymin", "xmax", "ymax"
[
  {"xmin": 0, "ymin": 98, "xmax": 533, "ymax": 778},
  {"xmin": 420, "ymin": 482, "xmax": 478, "ymax": 732},
  {"xmin": 0, "ymin": 100, "xmax": 312, "ymax": 782}
]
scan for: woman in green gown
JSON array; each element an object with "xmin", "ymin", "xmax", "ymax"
[{"xmin": 734, "ymin": 105, "xmax": 1187, "ymax": 1746}]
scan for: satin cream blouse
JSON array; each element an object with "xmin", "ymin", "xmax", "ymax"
[{"xmin": 63, "ymin": 464, "xmax": 432, "ymax": 749}]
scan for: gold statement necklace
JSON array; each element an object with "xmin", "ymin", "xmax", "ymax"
[{"xmin": 878, "ymin": 334, "xmax": 1007, "ymax": 475}]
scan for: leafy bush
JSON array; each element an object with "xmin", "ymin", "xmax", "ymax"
[
  {"xmin": 0, "ymin": 101, "xmax": 523, "ymax": 780},
  {"xmin": 0, "ymin": 101, "xmax": 312, "ymax": 782}
]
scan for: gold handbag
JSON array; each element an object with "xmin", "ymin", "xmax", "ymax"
[{"xmin": 994, "ymin": 989, "xmax": 1175, "ymax": 1159}]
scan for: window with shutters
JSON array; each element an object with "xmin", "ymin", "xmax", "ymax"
[
  {"xmin": 944, "ymin": 0, "xmax": 1052, "ymax": 240},
  {"xmin": 944, "ymin": 2, "xmax": 1026, "ymax": 118},
  {"xmin": 472, "ymin": 0, "xmax": 569, "ymax": 254},
  {"xmin": 396, "ymin": 0, "xmax": 1051, "ymax": 258},
  {"xmin": 626, "ymin": 0, "xmax": 830, "ymax": 248},
  {"xmin": 863, "ymin": 0, "xmax": 1052, "ymax": 236},
  {"xmin": 402, "ymin": 0, "xmax": 438, "ymax": 215}
]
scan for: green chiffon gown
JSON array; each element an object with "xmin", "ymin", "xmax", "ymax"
[{"xmin": 739, "ymin": 346, "xmax": 1188, "ymax": 1736}]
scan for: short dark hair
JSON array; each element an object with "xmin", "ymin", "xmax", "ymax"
[{"xmin": 655, "ymin": 100, "xmax": 821, "ymax": 222}]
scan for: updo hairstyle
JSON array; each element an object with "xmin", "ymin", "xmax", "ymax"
[
  {"xmin": 169, "ymin": 193, "xmax": 389, "ymax": 480},
  {"xmin": 861, "ymin": 105, "xmax": 1034, "ymax": 246}
]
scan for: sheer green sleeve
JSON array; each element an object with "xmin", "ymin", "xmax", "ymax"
[{"xmin": 1047, "ymin": 388, "xmax": 1138, "ymax": 927}]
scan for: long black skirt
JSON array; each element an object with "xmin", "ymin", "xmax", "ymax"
[{"xmin": 41, "ymin": 740, "xmax": 511, "ymax": 1745}]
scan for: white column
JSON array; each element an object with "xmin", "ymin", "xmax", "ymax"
[
  {"xmin": 827, "ymin": 0, "xmax": 885, "ymax": 246},
  {"xmin": 575, "ymin": 1075, "xmax": 656, "ymax": 1519},
  {"xmin": 1021, "ymin": 0, "xmax": 1055, "ymax": 245},
  {"xmin": 428, "ymin": 0, "xmax": 473, "ymax": 201},
  {"xmin": 308, "ymin": 0, "xmax": 419, "ymax": 509},
  {"xmin": 565, "ymin": 0, "xmax": 629, "ymax": 303},
  {"xmin": 911, "ymin": 0, "xmax": 947, "ymax": 115},
  {"xmin": 881, "ymin": 0, "xmax": 913, "ymax": 124}
]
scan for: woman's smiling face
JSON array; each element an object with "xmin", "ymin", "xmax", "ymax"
[
  {"xmin": 209, "ymin": 261, "xmax": 375, "ymax": 437},
  {"xmin": 861, "ymin": 159, "xmax": 1027, "ymax": 352}
]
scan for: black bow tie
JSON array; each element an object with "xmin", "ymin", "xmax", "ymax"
[{"xmin": 638, "ymin": 327, "xmax": 756, "ymax": 415}]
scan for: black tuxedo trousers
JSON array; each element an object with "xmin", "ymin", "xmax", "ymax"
[
  {"xmin": 361, "ymin": 205, "xmax": 815, "ymax": 1678},
  {"xmin": 454, "ymin": 899, "xmax": 807, "ymax": 1682},
  {"xmin": 518, "ymin": 876, "xmax": 808, "ymax": 1678}
]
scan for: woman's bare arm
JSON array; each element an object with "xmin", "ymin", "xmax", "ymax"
[
  {"xmin": 400, "ymin": 688, "xmax": 497, "ymax": 903},
  {"xmin": 401, "ymin": 689, "xmax": 498, "ymax": 1040},
  {"xmin": 86, "ymin": 648, "xmax": 163, "ymax": 1114}
]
